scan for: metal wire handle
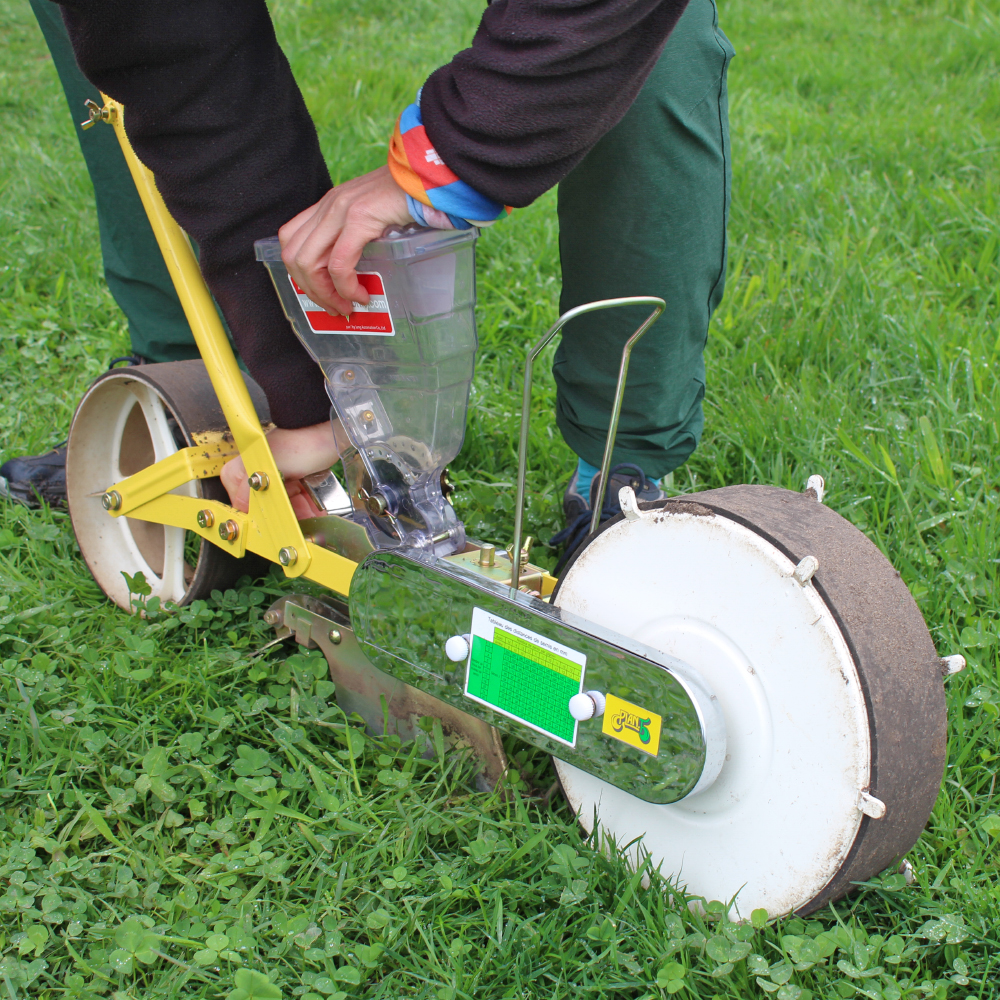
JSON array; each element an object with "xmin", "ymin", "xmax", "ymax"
[{"xmin": 511, "ymin": 296, "xmax": 666, "ymax": 586}]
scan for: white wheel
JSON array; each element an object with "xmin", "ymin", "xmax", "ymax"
[
  {"xmin": 67, "ymin": 361, "xmax": 268, "ymax": 610},
  {"xmin": 552, "ymin": 486, "xmax": 945, "ymax": 918}
]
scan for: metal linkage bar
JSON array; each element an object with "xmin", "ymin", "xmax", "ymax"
[{"xmin": 511, "ymin": 297, "xmax": 665, "ymax": 585}]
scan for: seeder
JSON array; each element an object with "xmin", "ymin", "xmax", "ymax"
[{"xmin": 66, "ymin": 98, "xmax": 959, "ymax": 919}]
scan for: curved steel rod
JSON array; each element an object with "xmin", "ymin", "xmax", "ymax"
[{"xmin": 511, "ymin": 296, "xmax": 666, "ymax": 587}]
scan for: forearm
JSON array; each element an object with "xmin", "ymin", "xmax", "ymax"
[{"xmin": 418, "ymin": 0, "xmax": 691, "ymax": 207}]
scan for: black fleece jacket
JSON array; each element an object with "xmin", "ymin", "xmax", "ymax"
[{"xmin": 55, "ymin": 0, "xmax": 689, "ymax": 427}]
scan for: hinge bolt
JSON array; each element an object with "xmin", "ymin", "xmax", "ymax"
[
  {"xmin": 278, "ymin": 546, "xmax": 298, "ymax": 567},
  {"xmin": 196, "ymin": 508, "xmax": 215, "ymax": 529},
  {"xmin": 358, "ymin": 488, "xmax": 389, "ymax": 517},
  {"xmin": 219, "ymin": 519, "xmax": 240, "ymax": 542},
  {"xmin": 248, "ymin": 471, "xmax": 269, "ymax": 491},
  {"xmin": 101, "ymin": 490, "xmax": 122, "ymax": 511},
  {"xmin": 263, "ymin": 609, "xmax": 280, "ymax": 626}
]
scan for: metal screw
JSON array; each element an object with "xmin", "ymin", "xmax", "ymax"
[
  {"xmin": 263, "ymin": 609, "xmax": 280, "ymax": 626},
  {"xmin": 101, "ymin": 490, "xmax": 122, "ymax": 511},
  {"xmin": 196, "ymin": 508, "xmax": 215, "ymax": 529},
  {"xmin": 219, "ymin": 519, "xmax": 240, "ymax": 542},
  {"xmin": 278, "ymin": 546, "xmax": 298, "ymax": 567},
  {"xmin": 358, "ymin": 488, "xmax": 388, "ymax": 517},
  {"xmin": 344, "ymin": 370, "xmax": 355, "ymax": 381},
  {"xmin": 792, "ymin": 554, "xmax": 819, "ymax": 585},
  {"xmin": 248, "ymin": 471, "xmax": 270, "ymax": 491},
  {"xmin": 328, "ymin": 628, "xmax": 342, "ymax": 645}
]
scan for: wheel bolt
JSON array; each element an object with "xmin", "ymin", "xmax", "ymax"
[
  {"xmin": 248, "ymin": 471, "xmax": 269, "ymax": 491},
  {"xmin": 278, "ymin": 546, "xmax": 297, "ymax": 567},
  {"xmin": 101, "ymin": 490, "xmax": 122, "ymax": 511},
  {"xmin": 219, "ymin": 519, "xmax": 240, "ymax": 542},
  {"xmin": 196, "ymin": 508, "xmax": 215, "ymax": 529}
]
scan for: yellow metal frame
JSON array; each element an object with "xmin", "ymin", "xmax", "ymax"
[
  {"xmin": 101, "ymin": 98, "xmax": 356, "ymax": 595},
  {"xmin": 98, "ymin": 97, "xmax": 556, "ymax": 599}
]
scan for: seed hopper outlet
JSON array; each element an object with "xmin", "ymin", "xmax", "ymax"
[{"xmin": 65, "ymin": 95, "xmax": 957, "ymax": 921}]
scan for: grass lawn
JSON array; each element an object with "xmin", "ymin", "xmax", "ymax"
[{"xmin": 1, "ymin": 0, "xmax": 999, "ymax": 996}]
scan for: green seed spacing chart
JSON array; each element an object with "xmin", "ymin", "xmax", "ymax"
[{"xmin": 464, "ymin": 607, "xmax": 586, "ymax": 746}]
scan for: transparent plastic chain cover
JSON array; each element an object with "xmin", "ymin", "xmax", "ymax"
[{"xmin": 255, "ymin": 225, "xmax": 478, "ymax": 555}]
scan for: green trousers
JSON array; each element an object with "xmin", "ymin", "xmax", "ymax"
[
  {"xmin": 557, "ymin": 0, "xmax": 733, "ymax": 478},
  {"xmin": 30, "ymin": 0, "xmax": 198, "ymax": 363},
  {"xmin": 34, "ymin": 0, "xmax": 731, "ymax": 479}
]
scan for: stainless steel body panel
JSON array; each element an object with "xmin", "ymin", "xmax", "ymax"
[{"xmin": 349, "ymin": 551, "xmax": 722, "ymax": 803}]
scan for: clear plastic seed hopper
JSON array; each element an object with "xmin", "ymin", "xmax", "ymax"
[{"xmin": 255, "ymin": 225, "xmax": 478, "ymax": 557}]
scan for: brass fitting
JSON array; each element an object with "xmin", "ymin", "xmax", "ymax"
[{"xmin": 218, "ymin": 519, "xmax": 240, "ymax": 542}]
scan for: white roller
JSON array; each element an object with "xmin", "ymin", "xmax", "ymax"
[{"xmin": 553, "ymin": 509, "xmax": 870, "ymax": 918}]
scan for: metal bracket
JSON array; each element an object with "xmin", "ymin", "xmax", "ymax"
[
  {"xmin": 511, "ymin": 296, "xmax": 665, "ymax": 584},
  {"xmin": 264, "ymin": 595, "xmax": 508, "ymax": 789}
]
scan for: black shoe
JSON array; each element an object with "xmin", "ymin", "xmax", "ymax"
[
  {"xmin": 0, "ymin": 445, "xmax": 68, "ymax": 510},
  {"xmin": 0, "ymin": 355, "xmax": 152, "ymax": 511},
  {"xmin": 561, "ymin": 465, "xmax": 590, "ymax": 523},
  {"xmin": 551, "ymin": 463, "xmax": 664, "ymax": 575}
]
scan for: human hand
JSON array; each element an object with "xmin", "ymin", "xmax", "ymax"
[
  {"xmin": 220, "ymin": 421, "xmax": 341, "ymax": 518},
  {"xmin": 279, "ymin": 165, "xmax": 412, "ymax": 316}
]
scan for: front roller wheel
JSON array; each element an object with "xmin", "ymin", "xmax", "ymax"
[
  {"xmin": 551, "ymin": 485, "xmax": 947, "ymax": 918},
  {"xmin": 67, "ymin": 360, "xmax": 270, "ymax": 610}
]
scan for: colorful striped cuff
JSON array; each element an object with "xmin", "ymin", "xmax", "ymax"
[{"xmin": 388, "ymin": 99, "xmax": 510, "ymax": 228}]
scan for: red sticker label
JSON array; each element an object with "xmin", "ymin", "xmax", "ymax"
[{"xmin": 289, "ymin": 273, "xmax": 394, "ymax": 336}]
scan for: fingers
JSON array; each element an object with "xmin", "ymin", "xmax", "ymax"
[
  {"xmin": 265, "ymin": 422, "xmax": 340, "ymax": 481},
  {"xmin": 289, "ymin": 487, "xmax": 324, "ymax": 520},
  {"xmin": 220, "ymin": 456, "xmax": 250, "ymax": 513},
  {"xmin": 220, "ymin": 424, "xmax": 340, "ymax": 518},
  {"xmin": 280, "ymin": 191, "xmax": 355, "ymax": 316},
  {"xmin": 279, "ymin": 166, "xmax": 411, "ymax": 316}
]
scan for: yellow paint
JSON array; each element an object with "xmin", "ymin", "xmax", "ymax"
[
  {"xmin": 123, "ymin": 492, "xmax": 356, "ymax": 594},
  {"xmin": 125, "ymin": 494, "xmax": 249, "ymax": 558},
  {"xmin": 107, "ymin": 444, "xmax": 237, "ymax": 514},
  {"xmin": 100, "ymin": 95, "xmax": 362, "ymax": 589},
  {"xmin": 602, "ymin": 693, "xmax": 662, "ymax": 757}
]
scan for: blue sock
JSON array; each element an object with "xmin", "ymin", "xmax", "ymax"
[{"xmin": 574, "ymin": 457, "xmax": 600, "ymax": 504}]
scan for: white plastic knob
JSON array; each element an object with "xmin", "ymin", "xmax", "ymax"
[
  {"xmin": 445, "ymin": 634, "xmax": 471, "ymax": 662},
  {"xmin": 568, "ymin": 690, "xmax": 606, "ymax": 721}
]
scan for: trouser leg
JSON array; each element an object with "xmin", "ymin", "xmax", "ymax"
[
  {"xmin": 555, "ymin": 0, "xmax": 734, "ymax": 480},
  {"xmin": 30, "ymin": 0, "xmax": 197, "ymax": 363},
  {"xmin": 55, "ymin": 0, "xmax": 332, "ymax": 428}
]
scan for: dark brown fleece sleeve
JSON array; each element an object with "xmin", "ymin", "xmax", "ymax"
[
  {"xmin": 420, "ymin": 0, "xmax": 691, "ymax": 207},
  {"xmin": 55, "ymin": 0, "xmax": 334, "ymax": 429}
]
